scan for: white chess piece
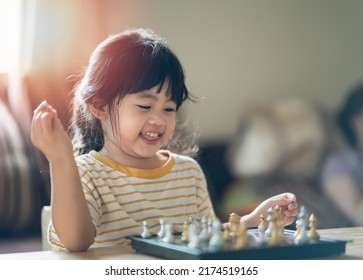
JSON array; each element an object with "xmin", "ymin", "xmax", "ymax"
[
  {"xmin": 162, "ymin": 222, "xmax": 175, "ymax": 243},
  {"xmin": 188, "ymin": 222, "xmax": 201, "ymax": 248},
  {"xmin": 157, "ymin": 219, "xmax": 166, "ymax": 239},
  {"xmin": 141, "ymin": 221, "xmax": 151, "ymax": 238},
  {"xmin": 189, "ymin": 216, "xmax": 201, "ymax": 234},
  {"xmin": 199, "ymin": 217, "xmax": 210, "ymax": 241},
  {"xmin": 294, "ymin": 206, "xmax": 310, "ymax": 245},
  {"xmin": 257, "ymin": 215, "xmax": 267, "ymax": 244},
  {"xmin": 209, "ymin": 219, "xmax": 224, "ymax": 248},
  {"xmin": 207, "ymin": 218, "xmax": 213, "ymax": 236},
  {"xmin": 265, "ymin": 207, "xmax": 273, "ymax": 237}
]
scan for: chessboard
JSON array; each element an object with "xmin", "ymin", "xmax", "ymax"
[
  {"xmin": 128, "ymin": 206, "xmax": 349, "ymax": 260},
  {"xmin": 128, "ymin": 229, "xmax": 348, "ymax": 260}
]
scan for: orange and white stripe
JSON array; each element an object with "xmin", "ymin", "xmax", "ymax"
[{"xmin": 48, "ymin": 150, "xmax": 215, "ymax": 249}]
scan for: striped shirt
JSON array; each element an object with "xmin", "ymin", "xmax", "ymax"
[{"xmin": 48, "ymin": 150, "xmax": 215, "ymax": 249}]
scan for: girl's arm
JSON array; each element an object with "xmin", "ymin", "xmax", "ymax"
[
  {"xmin": 31, "ymin": 101, "xmax": 95, "ymax": 251},
  {"xmin": 240, "ymin": 193, "xmax": 298, "ymax": 228}
]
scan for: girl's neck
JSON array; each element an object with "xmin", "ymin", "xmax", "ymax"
[{"xmin": 98, "ymin": 147, "xmax": 168, "ymax": 170}]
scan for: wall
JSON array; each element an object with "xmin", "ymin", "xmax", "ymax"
[
  {"xmin": 103, "ymin": 0, "xmax": 363, "ymax": 143},
  {"xmin": 16, "ymin": 0, "xmax": 363, "ymax": 143}
]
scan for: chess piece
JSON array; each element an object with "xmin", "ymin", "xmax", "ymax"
[
  {"xmin": 275, "ymin": 206, "xmax": 285, "ymax": 244},
  {"xmin": 189, "ymin": 216, "xmax": 201, "ymax": 235},
  {"xmin": 294, "ymin": 218, "xmax": 301, "ymax": 239},
  {"xmin": 268, "ymin": 207, "xmax": 281, "ymax": 246},
  {"xmin": 162, "ymin": 222, "xmax": 175, "ymax": 243},
  {"xmin": 188, "ymin": 221, "xmax": 201, "ymax": 248},
  {"xmin": 209, "ymin": 219, "xmax": 224, "ymax": 248},
  {"xmin": 265, "ymin": 207, "xmax": 273, "ymax": 237},
  {"xmin": 229, "ymin": 213, "xmax": 241, "ymax": 239},
  {"xmin": 294, "ymin": 205, "xmax": 310, "ymax": 245},
  {"xmin": 234, "ymin": 222, "xmax": 249, "ymax": 249},
  {"xmin": 207, "ymin": 218, "xmax": 213, "ymax": 236},
  {"xmin": 274, "ymin": 204, "xmax": 282, "ymax": 215},
  {"xmin": 257, "ymin": 214, "xmax": 267, "ymax": 244},
  {"xmin": 157, "ymin": 219, "xmax": 166, "ymax": 239},
  {"xmin": 199, "ymin": 217, "xmax": 210, "ymax": 241},
  {"xmin": 141, "ymin": 220, "xmax": 151, "ymax": 238},
  {"xmin": 308, "ymin": 213, "xmax": 320, "ymax": 242},
  {"xmin": 223, "ymin": 224, "xmax": 231, "ymax": 241},
  {"xmin": 181, "ymin": 220, "xmax": 190, "ymax": 243}
]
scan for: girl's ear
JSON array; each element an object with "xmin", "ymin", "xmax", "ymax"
[{"xmin": 89, "ymin": 103, "xmax": 107, "ymax": 120}]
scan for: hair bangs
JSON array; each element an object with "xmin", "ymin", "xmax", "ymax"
[{"xmin": 114, "ymin": 42, "xmax": 188, "ymax": 109}]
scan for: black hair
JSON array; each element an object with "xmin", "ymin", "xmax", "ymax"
[{"xmin": 70, "ymin": 28, "xmax": 195, "ymax": 155}]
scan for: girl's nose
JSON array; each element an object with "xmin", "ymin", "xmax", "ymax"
[{"xmin": 148, "ymin": 113, "xmax": 165, "ymax": 126}]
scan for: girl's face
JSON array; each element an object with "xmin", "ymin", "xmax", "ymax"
[{"xmin": 101, "ymin": 83, "xmax": 177, "ymax": 166}]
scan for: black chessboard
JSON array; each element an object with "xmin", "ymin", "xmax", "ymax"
[{"xmin": 128, "ymin": 229, "xmax": 348, "ymax": 260}]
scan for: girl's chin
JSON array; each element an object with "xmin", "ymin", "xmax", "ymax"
[
  {"xmin": 131, "ymin": 149, "xmax": 166, "ymax": 168},
  {"xmin": 135, "ymin": 145, "xmax": 163, "ymax": 157}
]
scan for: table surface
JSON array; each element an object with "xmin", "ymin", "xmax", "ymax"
[{"xmin": 0, "ymin": 226, "xmax": 362, "ymax": 260}]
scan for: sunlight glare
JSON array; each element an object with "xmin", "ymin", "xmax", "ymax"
[{"xmin": 0, "ymin": 0, "xmax": 21, "ymax": 73}]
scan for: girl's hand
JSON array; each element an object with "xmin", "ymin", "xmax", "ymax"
[
  {"xmin": 242, "ymin": 192, "xmax": 298, "ymax": 227},
  {"xmin": 263, "ymin": 193, "xmax": 298, "ymax": 226},
  {"xmin": 31, "ymin": 101, "xmax": 73, "ymax": 162}
]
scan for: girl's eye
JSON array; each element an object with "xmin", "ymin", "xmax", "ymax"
[
  {"xmin": 137, "ymin": 105, "xmax": 151, "ymax": 110},
  {"xmin": 164, "ymin": 107, "xmax": 176, "ymax": 113}
]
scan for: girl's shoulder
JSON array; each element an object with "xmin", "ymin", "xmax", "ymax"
[
  {"xmin": 75, "ymin": 151, "xmax": 104, "ymax": 170},
  {"xmin": 75, "ymin": 152, "xmax": 96, "ymax": 162},
  {"xmin": 167, "ymin": 150, "xmax": 198, "ymax": 163},
  {"xmin": 166, "ymin": 150, "xmax": 203, "ymax": 172}
]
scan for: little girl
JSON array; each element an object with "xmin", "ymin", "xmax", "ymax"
[{"xmin": 31, "ymin": 28, "xmax": 297, "ymax": 252}]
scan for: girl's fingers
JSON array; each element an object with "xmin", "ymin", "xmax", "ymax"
[
  {"xmin": 287, "ymin": 202, "xmax": 298, "ymax": 211},
  {"xmin": 33, "ymin": 100, "xmax": 48, "ymax": 114},
  {"xmin": 39, "ymin": 111, "xmax": 55, "ymax": 133},
  {"xmin": 283, "ymin": 193, "xmax": 297, "ymax": 203},
  {"xmin": 33, "ymin": 100, "xmax": 55, "ymax": 116},
  {"xmin": 32, "ymin": 103, "xmax": 58, "ymax": 137}
]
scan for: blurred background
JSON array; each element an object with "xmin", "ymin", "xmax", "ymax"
[{"xmin": 1, "ymin": 0, "xmax": 363, "ymax": 253}]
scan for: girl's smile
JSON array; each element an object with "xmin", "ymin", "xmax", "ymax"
[{"xmin": 140, "ymin": 131, "xmax": 162, "ymax": 145}]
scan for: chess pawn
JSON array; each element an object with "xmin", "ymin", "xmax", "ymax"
[
  {"xmin": 157, "ymin": 219, "xmax": 166, "ymax": 239},
  {"xmin": 294, "ymin": 218, "xmax": 301, "ymax": 239},
  {"xmin": 181, "ymin": 220, "xmax": 190, "ymax": 243},
  {"xmin": 308, "ymin": 213, "xmax": 320, "ymax": 242},
  {"xmin": 141, "ymin": 220, "xmax": 151, "ymax": 238}
]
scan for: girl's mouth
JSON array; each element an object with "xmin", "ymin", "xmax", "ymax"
[{"xmin": 140, "ymin": 131, "xmax": 161, "ymax": 145}]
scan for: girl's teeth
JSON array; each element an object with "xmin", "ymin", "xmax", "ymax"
[{"xmin": 142, "ymin": 132, "xmax": 159, "ymax": 137}]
